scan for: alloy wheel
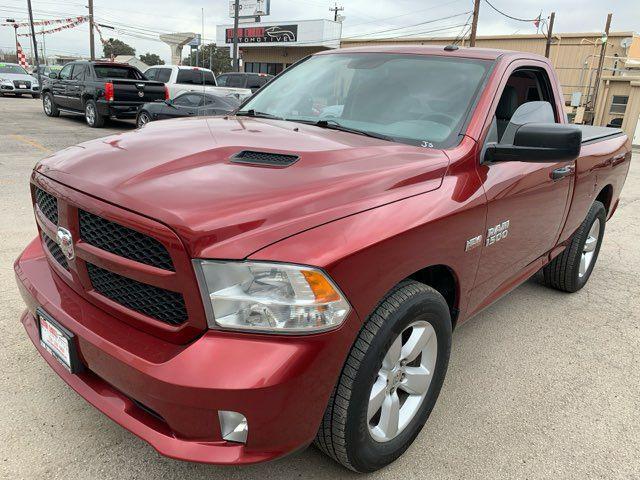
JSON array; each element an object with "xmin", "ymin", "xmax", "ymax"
[
  {"xmin": 368, "ymin": 320, "xmax": 437, "ymax": 442},
  {"xmin": 85, "ymin": 103, "xmax": 95, "ymax": 126},
  {"xmin": 43, "ymin": 95, "xmax": 52, "ymax": 115},
  {"xmin": 579, "ymin": 218, "xmax": 600, "ymax": 278}
]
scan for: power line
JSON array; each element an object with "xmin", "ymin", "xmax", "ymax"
[{"xmin": 483, "ymin": 0, "xmax": 539, "ymax": 23}]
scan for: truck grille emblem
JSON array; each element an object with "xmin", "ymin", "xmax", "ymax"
[{"xmin": 56, "ymin": 227, "xmax": 75, "ymax": 261}]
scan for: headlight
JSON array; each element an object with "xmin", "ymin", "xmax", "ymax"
[
  {"xmin": 193, "ymin": 260, "xmax": 351, "ymax": 334},
  {"xmin": 0, "ymin": 78, "xmax": 9, "ymax": 84}
]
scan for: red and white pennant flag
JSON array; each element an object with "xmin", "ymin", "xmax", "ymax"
[{"xmin": 16, "ymin": 41, "xmax": 30, "ymax": 70}]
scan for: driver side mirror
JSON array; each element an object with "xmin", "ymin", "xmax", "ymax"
[
  {"xmin": 484, "ymin": 101, "xmax": 581, "ymax": 163},
  {"xmin": 485, "ymin": 123, "xmax": 582, "ymax": 163},
  {"xmin": 48, "ymin": 72, "xmax": 58, "ymax": 79}
]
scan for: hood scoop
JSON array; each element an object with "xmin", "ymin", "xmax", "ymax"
[{"xmin": 230, "ymin": 150, "xmax": 300, "ymax": 168}]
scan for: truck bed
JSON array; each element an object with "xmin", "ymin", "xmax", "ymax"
[{"xmin": 576, "ymin": 125, "xmax": 624, "ymax": 144}]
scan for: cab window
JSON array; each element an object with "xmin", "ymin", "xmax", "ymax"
[
  {"xmin": 492, "ymin": 68, "xmax": 557, "ymax": 142},
  {"xmin": 217, "ymin": 74, "xmax": 229, "ymax": 86},
  {"xmin": 71, "ymin": 64, "xmax": 87, "ymax": 81},
  {"xmin": 145, "ymin": 68, "xmax": 157, "ymax": 80}
]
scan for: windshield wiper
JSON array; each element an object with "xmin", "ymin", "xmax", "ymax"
[
  {"xmin": 311, "ymin": 119, "xmax": 395, "ymax": 142},
  {"xmin": 235, "ymin": 109, "xmax": 284, "ymax": 120}
]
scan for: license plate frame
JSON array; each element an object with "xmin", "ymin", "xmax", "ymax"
[{"xmin": 37, "ymin": 308, "xmax": 82, "ymax": 374}]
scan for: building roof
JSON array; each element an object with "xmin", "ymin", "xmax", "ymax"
[{"xmin": 341, "ymin": 31, "xmax": 638, "ymax": 44}]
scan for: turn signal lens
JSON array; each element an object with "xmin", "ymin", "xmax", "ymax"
[{"xmin": 193, "ymin": 260, "xmax": 351, "ymax": 334}]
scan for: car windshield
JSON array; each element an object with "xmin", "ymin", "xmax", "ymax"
[
  {"xmin": 238, "ymin": 53, "xmax": 491, "ymax": 147},
  {"xmin": 0, "ymin": 64, "xmax": 27, "ymax": 74}
]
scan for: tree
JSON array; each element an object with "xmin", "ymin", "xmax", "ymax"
[
  {"xmin": 103, "ymin": 38, "xmax": 135, "ymax": 58},
  {"xmin": 140, "ymin": 53, "xmax": 164, "ymax": 66},
  {"xmin": 182, "ymin": 44, "xmax": 232, "ymax": 74}
]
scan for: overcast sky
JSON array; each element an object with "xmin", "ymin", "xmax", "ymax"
[{"xmin": 1, "ymin": 0, "xmax": 638, "ymax": 64}]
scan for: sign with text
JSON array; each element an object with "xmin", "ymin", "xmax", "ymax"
[
  {"xmin": 226, "ymin": 25, "xmax": 298, "ymax": 44},
  {"xmin": 229, "ymin": 0, "xmax": 271, "ymax": 18}
]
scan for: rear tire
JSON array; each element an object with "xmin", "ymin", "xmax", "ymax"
[
  {"xmin": 85, "ymin": 99, "xmax": 105, "ymax": 128},
  {"xmin": 315, "ymin": 281, "xmax": 452, "ymax": 472},
  {"xmin": 42, "ymin": 92, "xmax": 59, "ymax": 117},
  {"xmin": 136, "ymin": 110, "xmax": 151, "ymax": 128},
  {"xmin": 542, "ymin": 201, "xmax": 606, "ymax": 292}
]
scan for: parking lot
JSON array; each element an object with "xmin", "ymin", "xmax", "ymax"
[{"xmin": 0, "ymin": 95, "xmax": 639, "ymax": 479}]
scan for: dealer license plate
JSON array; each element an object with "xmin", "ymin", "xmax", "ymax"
[{"xmin": 38, "ymin": 310, "xmax": 78, "ymax": 373}]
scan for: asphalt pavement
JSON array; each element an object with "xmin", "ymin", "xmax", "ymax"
[{"xmin": 0, "ymin": 96, "xmax": 638, "ymax": 479}]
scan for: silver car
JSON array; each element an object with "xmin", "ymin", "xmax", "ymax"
[{"xmin": 0, "ymin": 62, "xmax": 40, "ymax": 98}]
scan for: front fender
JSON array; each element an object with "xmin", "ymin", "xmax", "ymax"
[{"xmin": 249, "ymin": 170, "xmax": 487, "ymax": 325}]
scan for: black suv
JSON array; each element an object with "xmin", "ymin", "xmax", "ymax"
[
  {"xmin": 42, "ymin": 61, "xmax": 167, "ymax": 127},
  {"xmin": 216, "ymin": 72, "xmax": 273, "ymax": 93}
]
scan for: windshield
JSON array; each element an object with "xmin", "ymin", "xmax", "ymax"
[
  {"xmin": 0, "ymin": 64, "xmax": 27, "ymax": 75},
  {"xmin": 239, "ymin": 53, "xmax": 491, "ymax": 147}
]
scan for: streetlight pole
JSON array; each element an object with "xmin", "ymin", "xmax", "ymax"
[
  {"xmin": 232, "ymin": 0, "xmax": 240, "ymax": 72},
  {"xmin": 88, "ymin": 0, "xmax": 95, "ymax": 60}
]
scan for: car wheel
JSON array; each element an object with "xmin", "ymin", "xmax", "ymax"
[
  {"xmin": 43, "ymin": 92, "xmax": 59, "ymax": 117},
  {"xmin": 137, "ymin": 111, "xmax": 151, "ymax": 128},
  {"xmin": 542, "ymin": 200, "xmax": 606, "ymax": 292},
  {"xmin": 315, "ymin": 281, "xmax": 452, "ymax": 472},
  {"xmin": 85, "ymin": 100, "xmax": 105, "ymax": 128}
]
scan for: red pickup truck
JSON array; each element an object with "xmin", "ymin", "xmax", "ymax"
[{"xmin": 15, "ymin": 45, "xmax": 630, "ymax": 472}]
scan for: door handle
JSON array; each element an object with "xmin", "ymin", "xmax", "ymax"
[{"xmin": 550, "ymin": 166, "xmax": 573, "ymax": 181}]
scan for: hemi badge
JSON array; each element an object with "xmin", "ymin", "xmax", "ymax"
[{"xmin": 465, "ymin": 235, "xmax": 482, "ymax": 252}]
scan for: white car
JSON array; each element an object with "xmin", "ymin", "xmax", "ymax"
[
  {"xmin": 144, "ymin": 65, "xmax": 252, "ymax": 102},
  {"xmin": 0, "ymin": 62, "xmax": 40, "ymax": 98}
]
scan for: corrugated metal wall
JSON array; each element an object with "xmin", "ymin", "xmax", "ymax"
[{"xmin": 341, "ymin": 33, "xmax": 632, "ymax": 105}]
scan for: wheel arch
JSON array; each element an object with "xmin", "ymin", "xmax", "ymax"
[
  {"xmin": 595, "ymin": 184, "xmax": 614, "ymax": 214},
  {"xmin": 406, "ymin": 264, "xmax": 460, "ymax": 327}
]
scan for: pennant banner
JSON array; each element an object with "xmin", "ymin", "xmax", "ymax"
[
  {"xmin": 16, "ymin": 41, "xmax": 30, "ymax": 70},
  {"xmin": 17, "ymin": 17, "xmax": 88, "ymax": 37},
  {"xmin": 1, "ymin": 16, "xmax": 88, "ymax": 28}
]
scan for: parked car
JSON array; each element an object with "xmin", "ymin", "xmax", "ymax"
[
  {"xmin": 32, "ymin": 65, "xmax": 62, "ymax": 78},
  {"xmin": 0, "ymin": 62, "xmax": 40, "ymax": 98},
  {"xmin": 136, "ymin": 91, "xmax": 238, "ymax": 127},
  {"xmin": 15, "ymin": 46, "xmax": 630, "ymax": 472},
  {"xmin": 144, "ymin": 65, "xmax": 252, "ymax": 101},
  {"xmin": 41, "ymin": 60, "xmax": 168, "ymax": 127},
  {"xmin": 216, "ymin": 72, "xmax": 273, "ymax": 93}
]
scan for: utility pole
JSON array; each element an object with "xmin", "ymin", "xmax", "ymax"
[
  {"xmin": 591, "ymin": 12, "xmax": 612, "ymax": 120},
  {"xmin": 232, "ymin": 0, "xmax": 239, "ymax": 72},
  {"xmin": 88, "ymin": 0, "xmax": 95, "ymax": 60},
  {"xmin": 544, "ymin": 11, "xmax": 555, "ymax": 58},
  {"xmin": 329, "ymin": 3, "xmax": 344, "ymax": 22},
  {"xmin": 26, "ymin": 0, "xmax": 41, "ymax": 86},
  {"xmin": 469, "ymin": 0, "xmax": 480, "ymax": 47}
]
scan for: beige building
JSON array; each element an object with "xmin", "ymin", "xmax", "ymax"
[{"xmin": 342, "ymin": 32, "xmax": 640, "ymax": 144}]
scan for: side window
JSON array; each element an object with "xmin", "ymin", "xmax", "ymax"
[
  {"xmin": 71, "ymin": 64, "xmax": 87, "ymax": 81},
  {"xmin": 145, "ymin": 68, "xmax": 157, "ymax": 80},
  {"xmin": 493, "ymin": 67, "xmax": 557, "ymax": 142},
  {"xmin": 246, "ymin": 76, "xmax": 263, "ymax": 89},
  {"xmin": 156, "ymin": 68, "xmax": 172, "ymax": 83},
  {"xmin": 173, "ymin": 93, "xmax": 203, "ymax": 107},
  {"xmin": 217, "ymin": 74, "xmax": 229, "ymax": 86},
  {"xmin": 609, "ymin": 95, "xmax": 628, "ymax": 114},
  {"xmin": 227, "ymin": 75, "xmax": 245, "ymax": 88},
  {"xmin": 59, "ymin": 64, "xmax": 73, "ymax": 80}
]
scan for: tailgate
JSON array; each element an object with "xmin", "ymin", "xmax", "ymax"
[{"xmin": 112, "ymin": 79, "xmax": 165, "ymax": 103}]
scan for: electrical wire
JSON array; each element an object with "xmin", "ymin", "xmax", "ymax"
[{"xmin": 482, "ymin": 0, "xmax": 539, "ymax": 22}]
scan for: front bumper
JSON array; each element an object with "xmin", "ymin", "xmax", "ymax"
[
  {"xmin": 0, "ymin": 84, "xmax": 39, "ymax": 94},
  {"xmin": 15, "ymin": 237, "xmax": 359, "ymax": 465}
]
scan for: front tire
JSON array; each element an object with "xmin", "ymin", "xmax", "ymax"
[
  {"xmin": 315, "ymin": 281, "xmax": 452, "ymax": 472},
  {"xmin": 542, "ymin": 200, "xmax": 606, "ymax": 292},
  {"xmin": 84, "ymin": 99, "xmax": 105, "ymax": 128},
  {"xmin": 42, "ymin": 92, "xmax": 59, "ymax": 117}
]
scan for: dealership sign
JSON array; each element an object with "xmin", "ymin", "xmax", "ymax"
[
  {"xmin": 226, "ymin": 25, "xmax": 298, "ymax": 43},
  {"xmin": 229, "ymin": 0, "xmax": 271, "ymax": 18}
]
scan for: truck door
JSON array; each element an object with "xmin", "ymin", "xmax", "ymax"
[
  {"xmin": 66, "ymin": 63, "xmax": 87, "ymax": 111},
  {"xmin": 468, "ymin": 63, "xmax": 574, "ymax": 315},
  {"xmin": 52, "ymin": 63, "xmax": 73, "ymax": 108}
]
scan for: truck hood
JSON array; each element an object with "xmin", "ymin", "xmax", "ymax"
[{"xmin": 36, "ymin": 116, "xmax": 449, "ymax": 259}]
